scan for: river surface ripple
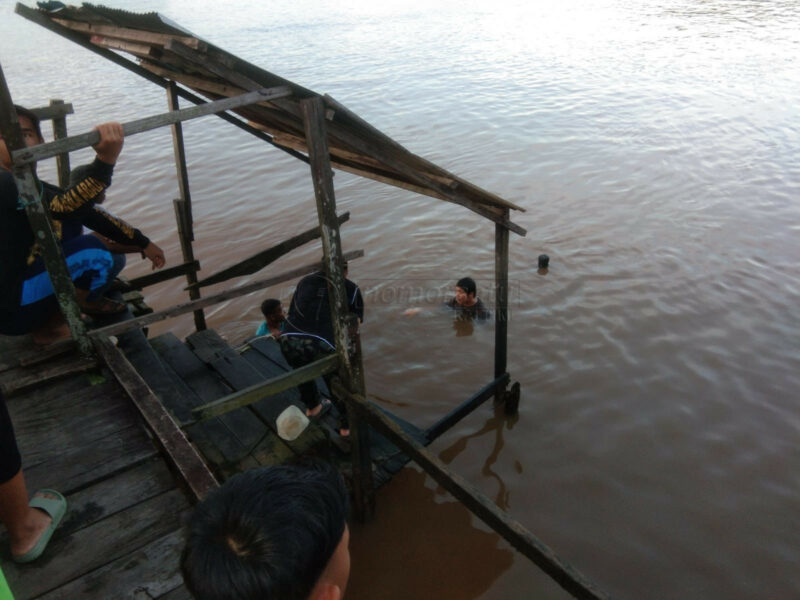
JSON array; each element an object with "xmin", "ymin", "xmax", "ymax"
[{"xmin": 2, "ymin": 1, "xmax": 799, "ymax": 598}]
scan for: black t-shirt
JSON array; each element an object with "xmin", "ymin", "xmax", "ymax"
[
  {"xmin": 445, "ymin": 297, "xmax": 491, "ymax": 320},
  {"xmin": 283, "ymin": 271, "xmax": 364, "ymax": 347}
]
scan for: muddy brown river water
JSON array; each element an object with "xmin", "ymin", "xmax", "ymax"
[{"xmin": 2, "ymin": 1, "xmax": 799, "ymax": 598}]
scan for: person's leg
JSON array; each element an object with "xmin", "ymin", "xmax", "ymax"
[
  {"xmin": 279, "ymin": 336, "xmax": 322, "ymax": 413},
  {"xmin": 20, "ymin": 235, "xmax": 125, "ymax": 324},
  {"xmin": 0, "ymin": 393, "xmax": 51, "ymax": 558},
  {"xmin": 0, "ymin": 471, "xmax": 53, "ymax": 558},
  {"xmin": 321, "ymin": 370, "xmax": 349, "ymax": 436},
  {"xmin": 87, "ymin": 252, "xmax": 126, "ymax": 301},
  {"xmin": 20, "ymin": 235, "xmax": 118, "ymax": 307}
]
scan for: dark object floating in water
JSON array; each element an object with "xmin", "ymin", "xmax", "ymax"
[{"xmin": 538, "ymin": 254, "xmax": 549, "ymax": 269}]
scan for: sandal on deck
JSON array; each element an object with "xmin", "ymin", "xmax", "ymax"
[
  {"xmin": 12, "ymin": 489, "xmax": 67, "ymax": 564},
  {"xmin": 306, "ymin": 398, "xmax": 332, "ymax": 419},
  {"xmin": 79, "ymin": 296, "xmax": 126, "ymax": 316}
]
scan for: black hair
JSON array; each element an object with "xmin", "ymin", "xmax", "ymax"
[
  {"xmin": 182, "ymin": 462, "xmax": 349, "ymax": 600},
  {"xmin": 456, "ymin": 277, "xmax": 477, "ymax": 297},
  {"xmin": 260, "ymin": 298, "xmax": 282, "ymax": 319},
  {"xmin": 13, "ymin": 105, "xmax": 42, "ymax": 140}
]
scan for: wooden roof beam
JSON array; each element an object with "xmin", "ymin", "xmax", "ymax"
[
  {"xmin": 12, "ymin": 86, "xmax": 291, "ymax": 166},
  {"xmin": 52, "ymin": 17, "xmax": 207, "ymax": 51},
  {"xmin": 15, "ymin": 3, "xmax": 309, "ymax": 165}
]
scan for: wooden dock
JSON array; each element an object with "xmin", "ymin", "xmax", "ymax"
[
  {"xmin": 0, "ymin": 5, "xmax": 614, "ymax": 596},
  {"xmin": 0, "ymin": 317, "xmax": 426, "ymax": 599},
  {"xmin": 0, "ymin": 334, "xmax": 193, "ymax": 600},
  {"xmin": 139, "ymin": 328, "xmax": 426, "ymax": 485}
]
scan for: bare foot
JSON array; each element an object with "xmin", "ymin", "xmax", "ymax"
[
  {"xmin": 339, "ymin": 428, "xmax": 350, "ymax": 437},
  {"xmin": 31, "ymin": 321, "xmax": 72, "ymax": 346},
  {"xmin": 10, "ymin": 506, "xmax": 52, "ymax": 558}
]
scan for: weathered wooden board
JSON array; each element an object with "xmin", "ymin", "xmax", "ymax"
[
  {"xmin": 186, "ymin": 330, "xmax": 325, "ymax": 460},
  {"xmin": 158, "ymin": 584, "xmax": 195, "ymax": 600},
  {"xmin": 189, "ymin": 212, "xmax": 350, "ymax": 289},
  {"xmin": 3, "ymin": 488, "xmax": 190, "ymax": 599},
  {"xmin": 58, "ymin": 458, "xmax": 176, "ymax": 537},
  {"xmin": 35, "ymin": 528, "xmax": 187, "ymax": 600},
  {"xmin": 97, "ymin": 337, "xmax": 218, "ymax": 501},
  {"xmin": 0, "ymin": 335, "xmax": 74, "ymax": 372},
  {"xmin": 246, "ymin": 335, "xmax": 331, "ymax": 398},
  {"xmin": 13, "ymin": 87, "xmax": 292, "ymax": 166},
  {"xmin": 149, "ymin": 332, "xmax": 263, "ymax": 473},
  {"xmin": 23, "ymin": 423, "xmax": 158, "ymax": 497},
  {"xmin": 51, "ymin": 18, "xmax": 207, "ymax": 51},
  {"xmin": 9, "ymin": 378, "xmax": 159, "ymax": 494},
  {"xmin": 0, "ymin": 354, "xmax": 98, "ymax": 397}
]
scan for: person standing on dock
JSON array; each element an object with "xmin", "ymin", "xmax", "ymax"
[
  {"xmin": 0, "ymin": 106, "xmax": 134, "ymax": 344},
  {"xmin": 280, "ymin": 261, "xmax": 363, "ymax": 437},
  {"xmin": 181, "ymin": 462, "xmax": 350, "ymax": 600},
  {"xmin": 0, "ymin": 390, "xmax": 67, "ymax": 564}
]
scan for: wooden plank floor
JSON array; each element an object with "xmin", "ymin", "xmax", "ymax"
[
  {"xmin": 0, "ymin": 334, "xmax": 192, "ymax": 600},
  {"xmin": 241, "ymin": 336, "xmax": 429, "ymax": 486}
]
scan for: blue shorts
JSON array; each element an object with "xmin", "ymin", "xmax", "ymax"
[{"xmin": 0, "ymin": 235, "xmax": 115, "ymax": 335}]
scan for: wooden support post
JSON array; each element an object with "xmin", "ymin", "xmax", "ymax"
[
  {"xmin": 495, "ymin": 208, "xmax": 511, "ymax": 407},
  {"xmin": 49, "ymin": 99, "xmax": 71, "ymax": 188},
  {"xmin": 168, "ymin": 82, "xmax": 206, "ymax": 330},
  {"xmin": 301, "ymin": 96, "xmax": 375, "ymax": 521},
  {"xmin": 0, "ymin": 62, "xmax": 91, "ymax": 356},
  {"xmin": 330, "ymin": 382, "xmax": 611, "ymax": 600}
]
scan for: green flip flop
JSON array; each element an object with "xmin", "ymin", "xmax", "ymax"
[
  {"xmin": 12, "ymin": 489, "xmax": 67, "ymax": 564},
  {"xmin": 0, "ymin": 564, "xmax": 15, "ymax": 600}
]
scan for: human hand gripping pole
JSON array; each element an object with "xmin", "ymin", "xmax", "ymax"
[{"xmin": 91, "ymin": 122, "xmax": 124, "ymax": 164}]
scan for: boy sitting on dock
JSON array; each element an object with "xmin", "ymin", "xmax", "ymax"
[
  {"xmin": 67, "ymin": 163, "xmax": 166, "ymax": 298},
  {"xmin": 0, "ymin": 106, "xmax": 147, "ymax": 344},
  {"xmin": 445, "ymin": 277, "xmax": 491, "ymax": 320},
  {"xmin": 255, "ymin": 297, "xmax": 285, "ymax": 338},
  {"xmin": 181, "ymin": 463, "xmax": 350, "ymax": 600}
]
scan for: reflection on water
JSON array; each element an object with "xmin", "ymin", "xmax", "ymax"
[
  {"xmin": 438, "ymin": 403, "xmax": 520, "ymax": 512},
  {"xmin": 2, "ymin": 0, "xmax": 800, "ymax": 598},
  {"xmin": 348, "ymin": 467, "xmax": 516, "ymax": 600}
]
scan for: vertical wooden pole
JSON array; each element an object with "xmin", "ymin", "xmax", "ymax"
[
  {"xmin": 0, "ymin": 63, "xmax": 90, "ymax": 355},
  {"xmin": 167, "ymin": 82, "xmax": 205, "ymax": 331},
  {"xmin": 301, "ymin": 96, "xmax": 375, "ymax": 521},
  {"xmin": 494, "ymin": 209, "xmax": 510, "ymax": 401},
  {"xmin": 49, "ymin": 99, "xmax": 71, "ymax": 188}
]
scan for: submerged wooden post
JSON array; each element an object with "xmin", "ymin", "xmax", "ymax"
[
  {"xmin": 494, "ymin": 208, "xmax": 511, "ymax": 405},
  {"xmin": 167, "ymin": 82, "xmax": 206, "ymax": 331},
  {"xmin": 301, "ymin": 95, "xmax": 375, "ymax": 521},
  {"xmin": 0, "ymin": 63, "xmax": 90, "ymax": 356},
  {"xmin": 49, "ymin": 99, "xmax": 71, "ymax": 188}
]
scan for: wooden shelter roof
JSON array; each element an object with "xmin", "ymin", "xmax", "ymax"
[{"xmin": 18, "ymin": 2, "xmax": 526, "ymax": 235}]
